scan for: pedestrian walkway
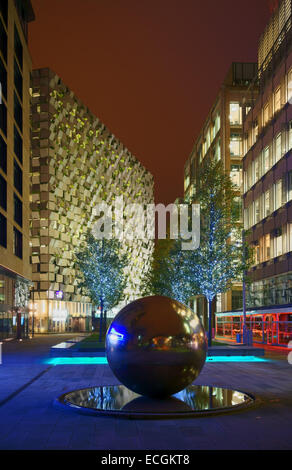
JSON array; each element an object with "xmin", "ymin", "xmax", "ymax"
[{"xmin": 0, "ymin": 335, "xmax": 291, "ymax": 450}]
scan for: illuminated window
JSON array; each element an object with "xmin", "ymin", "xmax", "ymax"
[
  {"xmin": 230, "ymin": 164, "xmax": 242, "ymax": 188},
  {"xmin": 274, "ymin": 87, "xmax": 281, "ymax": 113},
  {"xmin": 215, "ymin": 140, "xmax": 221, "ymax": 161},
  {"xmin": 263, "ymin": 146, "xmax": 270, "ymax": 173},
  {"xmin": 275, "ymin": 179, "xmax": 282, "ymax": 210},
  {"xmin": 230, "ymin": 134, "xmax": 242, "ymax": 157},
  {"xmin": 229, "ymin": 103, "xmax": 242, "ymax": 125},
  {"xmin": 264, "ymin": 189, "xmax": 271, "ymax": 217},
  {"xmin": 254, "ymin": 198, "xmax": 261, "ymax": 224},
  {"xmin": 275, "ymin": 133, "xmax": 282, "ymax": 162},
  {"xmin": 184, "ymin": 174, "xmax": 190, "ymax": 191},
  {"xmin": 263, "ymin": 102, "xmax": 270, "ymax": 126},
  {"xmin": 252, "ymin": 119, "xmax": 258, "ymax": 144},
  {"xmin": 288, "ymin": 68, "xmax": 292, "ymax": 103},
  {"xmin": 288, "ymin": 170, "xmax": 292, "ymax": 201},
  {"xmin": 274, "ymin": 231, "xmax": 283, "ymax": 257},
  {"xmin": 215, "ymin": 114, "xmax": 220, "ymax": 134},
  {"xmin": 264, "ymin": 234, "xmax": 271, "ymax": 261},
  {"xmin": 248, "ymin": 203, "xmax": 253, "ymax": 227},
  {"xmin": 255, "ymin": 155, "xmax": 260, "ymax": 181}
]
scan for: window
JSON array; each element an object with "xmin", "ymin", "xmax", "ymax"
[
  {"xmin": 184, "ymin": 174, "xmax": 190, "ymax": 191},
  {"xmin": 14, "ymin": 58, "xmax": 22, "ymax": 100},
  {"xmin": 255, "ymin": 155, "xmax": 260, "ymax": 181},
  {"xmin": 230, "ymin": 164, "xmax": 242, "ymax": 188},
  {"xmin": 274, "ymin": 87, "xmax": 281, "ymax": 113},
  {"xmin": 288, "ymin": 170, "xmax": 292, "ymax": 201},
  {"xmin": 230, "ymin": 134, "xmax": 242, "ymax": 157},
  {"xmin": 0, "ymin": 16, "xmax": 7, "ymax": 62},
  {"xmin": 14, "ymin": 159, "xmax": 22, "ymax": 195},
  {"xmin": 14, "ymin": 25, "xmax": 23, "ymax": 69},
  {"xmin": 0, "ymin": 213, "xmax": 7, "ymax": 247},
  {"xmin": 0, "ymin": 133, "xmax": 6, "ymax": 173},
  {"xmin": 254, "ymin": 198, "xmax": 261, "ymax": 224},
  {"xmin": 247, "ymin": 164, "xmax": 253, "ymax": 190},
  {"xmin": 0, "ymin": 1, "xmax": 8, "ymax": 25},
  {"xmin": 14, "ymin": 125, "xmax": 22, "ymax": 163},
  {"xmin": 0, "ymin": 101, "xmax": 7, "ymax": 135},
  {"xmin": 274, "ymin": 231, "xmax": 283, "ymax": 257},
  {"xmin": 0, "ymin": 173, "xmax": 6, "ymax": 210},
  {"xmin": 232, "ymin": 290, "xmax": 243, "ymax": 310},
  {"xmin": 263, "ymin": 146, "xmax": 270, "ymax": 173},
  {"xmin": 248, "ymin": 203, "xmax": 254, "ymax": 228},
  {"xmin": 14, "ymin": 193, "xmax": 22, "ymax": 227},
  {"xmin": 288, "ymin": 69, "xmax": 292, "ymax": 103},
  {"xmin": 215, "ymin": 140, "xmax": 221, "ymax": 160},
  {"xmin": 233, "ymin": 196, "xmax": 242, "ymax": 222},
  {"xmin": 252, "ymin": 119, "xmax": 259, "ymax": 144},
  {"xmin": 229, "ymin": 103, "xmax": 242, "ymax": 125},
  {"xmin": 206, "ymin": 128, "xmax": 211, "ymax": 150},
  {"xmin": 215, "ymin": 114, "xmax": 220, "ymax": 134},
  {"xmin": 275, "ymin": 179, "xmax": 282, "ymax": 210},
  {"xmin": 264, "ymin": 234, "xmax": 271, "ymax": 261},
  {"xmin": 263, "ymin": 102, "xmax": 270, "ymax": 126},
  {"xmin": 289, "ymin": 121, "xmax": 292, "ymax": 150},
  {"xmin": 265, "ymin": 189, "xmax": 271, "ymax": 217},
  {"xmin": 0, "ymin": 55, "xmax": 7, "ymax": 101},
  {"xmin": 275, "ymin": 133, "xmax": 282, "ymax": 162},
  {"xmin": 14, "ymin": 92, "xmax": 22, "ymax": 131},
  {"xmin": 13, "ymin": 227, "xmax": 22, "ymax": 258}
]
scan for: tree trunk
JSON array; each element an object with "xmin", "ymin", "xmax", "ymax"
[
  {"xmin": 208, "ymin": 298, "xmax": 213, "ymax": 347},
  {"xmin": 103, "ymin": 309, "xmax": 107, "ymax": 340},
  {"xmin": 99, "ymin": 298, "xmax": 103, "ymax": 343}
]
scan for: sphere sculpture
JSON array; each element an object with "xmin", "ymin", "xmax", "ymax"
[{"xmin": 106, "ymin": 295, "xmax": 207, "ymax": 398}]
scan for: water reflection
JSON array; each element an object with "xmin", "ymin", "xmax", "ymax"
[{"xmin": 63, "ymin": 385, "xmax": 253, "ymax": 414}]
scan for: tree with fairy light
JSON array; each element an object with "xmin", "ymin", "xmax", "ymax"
[
  {"xmin": 187, "ymin": 158, "xmax": 250, "ymax": 347},
  {"xmin": 75, "ymin": 232, "xmax": 128, "ymax": 342},
  {"xmin": 141, "ymin": 238, "xmax": 197, "ymax": 305}
]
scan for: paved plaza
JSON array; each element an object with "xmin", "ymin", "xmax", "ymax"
[{"xmin": 0, "ymin": 335, "xmax": 291, "ymax": 450}]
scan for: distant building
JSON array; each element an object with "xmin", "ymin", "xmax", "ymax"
[
  {"xmin": 0, "ymin": 0, "xmax": 35, "ymax": 340},
  {"xmin": 30, "ymin": 68, "xmax": 154, "ymax": 333},
  {"xmin": 183, "ymin": 62, "xmax": 257, "ymax": 325}
]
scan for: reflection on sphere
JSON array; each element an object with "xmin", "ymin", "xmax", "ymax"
[{"xmin": 106, "ymin": 295, "xmax": 207, "ymax": 398}]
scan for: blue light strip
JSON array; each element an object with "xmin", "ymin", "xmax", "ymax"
[{"xmin": 45, "ymin": 355, "xmax": 269, "ymax": 366}]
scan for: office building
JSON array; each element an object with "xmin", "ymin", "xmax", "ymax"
[{"xmin": 0, "ymin": 0, "xmax": 34, "ymax": 340}]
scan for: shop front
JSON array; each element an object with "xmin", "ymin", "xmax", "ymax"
[{"xmin": 31, "ymin": 299, "xmax": 92, "ymax": 333}]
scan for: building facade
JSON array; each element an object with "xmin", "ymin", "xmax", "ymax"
[
  {"xmin": 183, "ymin": 62, "xmax": 257, "ymax": 324},
  {"xmin": 216, "ymin": 0, "xmax": 292, "ymax": 348},
  {"xmin": 30, "ymin": 68, "xmax": 154, "ymax": 333},
  {"xmin": 0, "ymin": 0, "xmax": 34, "ymax": 340}
]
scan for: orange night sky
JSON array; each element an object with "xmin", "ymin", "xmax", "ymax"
[{"xmin": 29, "ymin": 0, "xmax": 271, "ymax": 204}]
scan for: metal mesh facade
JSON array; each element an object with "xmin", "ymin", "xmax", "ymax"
[{"xmin": 30, "ymin": 68, "xmax": 154, "ymax": 307}]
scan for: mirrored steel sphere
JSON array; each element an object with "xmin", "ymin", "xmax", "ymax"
[{"xmin": 106, "ymin": 295, "xmax": 207, "ymax": 398}]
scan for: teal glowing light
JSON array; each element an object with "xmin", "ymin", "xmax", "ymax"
[
  {"xmin": 46, "ymin": 357, "xmax": 108, "ymax": 365},
  {"xmin": 45, "ymin": 355, "xmax": 268, "ymax": 366},
  {"xmin": 206, "ymin": 356, "xmax": 268, "ymax": 363}
]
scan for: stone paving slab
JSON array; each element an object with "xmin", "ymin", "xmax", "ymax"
[{"xmin": 0, "ymin": 336, "xmax": 292, "ymax": 450}]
